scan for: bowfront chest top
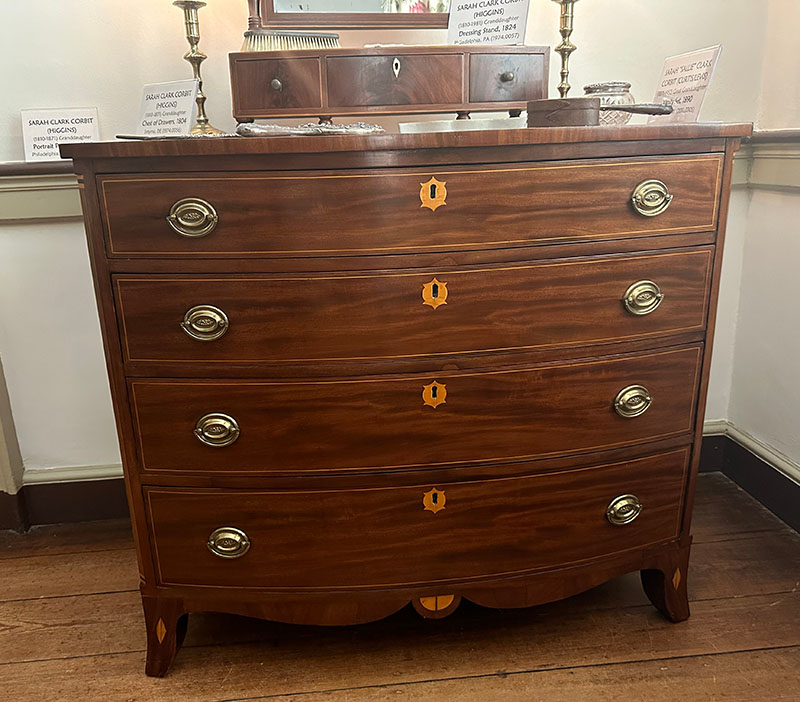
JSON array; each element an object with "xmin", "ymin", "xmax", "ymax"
[{"xmin": 62, "ymin": 123, "xmax": 751, "ymax": 677}]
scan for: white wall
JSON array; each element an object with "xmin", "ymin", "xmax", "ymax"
[
  {"xmin": 756, "ymin": 0, "xmax": 800, "ymax": 130},
  {"xmin": 704, "ymin": 187, "xmax": 750, "ymax": 423},
  {"xmin": 0, "ymin": 0, "xmax": 785, "ymax": 477},
  {"xmin": 729, "ymin": 191, "xmax": 800, "ymax": 464},
  {"xmin": 0, "ymin": 0, "xmax": 769, "ymax": 160},
  {"xmin": 0, "ymin": 220, "xmax": 120, "ymax": 471},
  {"xmin": 723, "ymin": 0, "xmax": 800, "ymax": 477}
]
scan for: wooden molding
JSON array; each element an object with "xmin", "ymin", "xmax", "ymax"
[
  {"xmin": 0, "ymin": 357, "xmax": 23, "ymax": 495},
  {"xmin": 747, "ymin": 129, "xmax": 800, "ymax": 144},
  {"xmin": 700, "ymin": 429, "xmax": 800, "ymax": 534},
  {"xmin": 22, "ymin": 463, "xmax": 123, "ymax": 486},
  {"xmin": 0, "ymin": 160, "xmax": 74, "ymax": 176},
  {"xmin": 703, "ymin": 418, "xmax": 800, "ymax": 486},
  {"xmin": 0, "ymin": 164, "xmax": 81, "ymax": 221},
  {"xmin": 747, "ymin": 141, "xmax": 800, "ymax": 193},
  {"xmin": 0, "ymin": 490, "xmax": 28, "ymax": 531}
]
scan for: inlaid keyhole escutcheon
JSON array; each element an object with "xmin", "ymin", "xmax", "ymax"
[
  {"xmin": 392, "ymin": 57, "xmax": 401, "ymax": 78},
  {"xmin": 423, "ymin": 488, "xmax": 446, "ymax": 514},
  {"xmin": 420, "ymin": 177, "xmax": 447, "ymax": 211},
  {"xmin": 422, "ymin": 381, "xmax": 447, "ymax": 408},
  {"xmin": 422, "ymin": 277, "xmax": 448, "ymax": 309}
]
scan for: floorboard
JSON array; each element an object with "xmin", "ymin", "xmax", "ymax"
[
  {"xmin": 280, "ymin": 647, "xmax": 800, "ymax": 702},
  {"xmin": 0, "ymin": 473, "xmax": 798, "ymax": 701}
]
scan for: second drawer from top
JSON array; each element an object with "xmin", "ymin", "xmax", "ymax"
[{"xmin": 115, "ymin": 248, "xmax": 712, "ymax": 367}]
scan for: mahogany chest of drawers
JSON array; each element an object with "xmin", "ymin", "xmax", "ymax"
[{"xmin": 62, "ymin": 123, "xmax": 750, "ymax": 676}]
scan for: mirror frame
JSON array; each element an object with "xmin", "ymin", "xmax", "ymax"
[{"xmin": 260, "ymin": 0, "xmax": 450, "ymax": 29}]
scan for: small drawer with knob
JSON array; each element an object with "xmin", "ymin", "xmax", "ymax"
[
  {"xmin": 469, "ymin": 53, "xmax": 546, "ymax": 103},
  {"xmin": 129, "ymin": 346, "xmax": 701, "ymax": 475},
  {"xmin": 98, "ymin": 155, "xmax": 722, "ymax": 258},
  {"xmin": 230, "ymin": 57, "xmax": 322, "ymax": 112},
  {"xmin": 143, "ymin": 447, "xmax": 687, "ymax": 589}
]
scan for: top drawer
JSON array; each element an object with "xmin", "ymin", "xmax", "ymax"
[{"xmin": 99, "ymin": 155, "xmax": 723, "ymax": 258}]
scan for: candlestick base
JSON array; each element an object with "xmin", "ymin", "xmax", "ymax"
[{"xmin": 174, "ymin": 1, "xmax": 223, "ymax": 136}]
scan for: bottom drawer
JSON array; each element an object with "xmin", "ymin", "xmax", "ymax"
[{"xmin": 146, "ymin": 448, "xmax": 688, "ymax": 590}]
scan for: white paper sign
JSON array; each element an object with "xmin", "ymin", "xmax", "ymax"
[
  {"xmin": 136, "ymin": 79, "xmax": 198, "ymax": 136},
  {"xmin": 21, "ymin": 108, "xmax": 100, "ymax": 162},
  {"xmin": 649, "ymin": 45, "xmax": 722, "ymax": 124},
  {"xmin": 447, "ymin": 0, "xmax": 530, "ymax": 46}
]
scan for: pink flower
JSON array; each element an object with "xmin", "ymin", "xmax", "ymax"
[{"xmin": 408, "ymin": 1, "xmax": 431, "ymax": 12}]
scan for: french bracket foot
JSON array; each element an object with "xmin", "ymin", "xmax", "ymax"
[
  {"xmin": 142, "ymin": 594, "xmax": 187, "ymax": 677},
  {"xmin": 641, "ymin": 542, "xmax": 691, "ymax": 622}
]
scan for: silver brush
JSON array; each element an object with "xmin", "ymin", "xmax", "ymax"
[{"xmin": 241, "ymin": 30, "xmax": 340, "ymax": 52}]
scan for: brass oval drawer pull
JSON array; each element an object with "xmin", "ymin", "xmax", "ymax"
[
  {"xmin": 194, "ymin": 413, "xmax": 240, "ymax": 447},
  {"xmin": 270, "ymin": 77, "xmax": 283, "ymax": 92},
  {"xmin": 181, "ymin": 305, "xmax": 229, "ymax": 341},
  {"xmin": 614, "ymin": 385, "xmax": 652, "ymax": 418},
  {"xmin": 606, "ymin": 494, "xmax": 643, "ymax": 526},
  {"xmin": 631, "ymin": 179, "xmax": 673, "ymax": 217},
  {"xmin": 623, "ymin": 280, "xmax": 664, "ymax": 316},
  {"xmin": 500, "ymin": 71, "xmax": 515, "ymax": 82},
  {"xmin": 207, "ymin": 527, "xmax": 250, "ymax": 558},
  {"xmin": 166, "ymin": 197, "xmax": 219, "ymax": 237}
]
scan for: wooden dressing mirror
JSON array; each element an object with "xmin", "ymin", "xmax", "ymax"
[{"xmin": 261, "ymin": 0, "xmax": 449, "ymax": 29}]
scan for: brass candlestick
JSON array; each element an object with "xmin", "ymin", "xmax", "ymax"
[
  {"xmin": 173, "ymin": 0, "xmax": 223, "ymax": 134},
  {"xmin": 552, "ymin": 0, "xmax": 580, "ymax": 98}
]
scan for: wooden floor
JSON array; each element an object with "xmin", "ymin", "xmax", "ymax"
[{"xmin": 1, "ymin": 473, "xmax": 799, "ymax": 702}]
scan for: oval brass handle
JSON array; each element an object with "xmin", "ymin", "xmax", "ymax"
[
  {"xmin": 181, "ymin": 305, "xmax": 229, "ymax": 341},
  {"xmin": 606, "ymin": 494, "xmax": 643, "ymax": 526},
  {"xmin": 194, "ymin": 413, "xmax": 240, "ymax": 447},
  {"xmin": 614, "ymin": 385, "xmax": 652, "ymax": 418},
  {"xmin": 631, "ymin": 179, "xmax": 673, "ymax": 217},
  {"xmin": 207, "ymin": 527, "xmax": 250, "ymax": 558},
  {"xmin": 622, "ymin": 280, "xmax": 664, "ymax": 316},
  {"xmin": 500, "ymin": 71, "xmax": 515, "ymax": 82},
  {"xmin": 270, "ymin": 77, "xmax": 283, "ymax": 91},
  {"xmin": 166, "ymin": 197, "xmax": 218, "ymax": 238}
]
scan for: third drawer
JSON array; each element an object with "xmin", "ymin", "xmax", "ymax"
[
  {"xmin": 130, "ymin": 345, "xmax": 702, "ymax": 474},
  {"xmin": 115, "ymin": 248, "xmax": 713, "ymax": 366}
]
